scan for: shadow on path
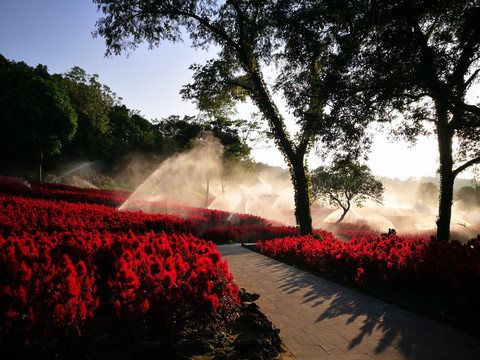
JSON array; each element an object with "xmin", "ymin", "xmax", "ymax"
[{"xmin": 219, "ymin": 245, "xmax": 480, "ymax": 359}]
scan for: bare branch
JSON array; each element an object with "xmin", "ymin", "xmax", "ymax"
[{"xmin": 465, "ymin": 68, "xmax": 480, "ymax": 90}]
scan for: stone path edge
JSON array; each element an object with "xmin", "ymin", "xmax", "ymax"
[{"xmin": 218, "ymin": 243, "xmax": 480, "ymax": 360}]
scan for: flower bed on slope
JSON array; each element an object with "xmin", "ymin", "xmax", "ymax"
[
  {"xmin": 256, "ymin": 234, "xmax": 480, "ymax": 337},
  {"xmin": 0, "ymin": 230, "xmax": 239, "ymax": 356},
  {"xmin": 0, "ymin": 178, "xmax": 293, "ymax": 359},
  {"xmin": 0, "ymin": 180, "xmax": 241, "ymax": 356},
  {"xmin": 0, "ymin": 176, "xmax": 326, "ymax": 245},
  {"xmin": 0, "ymin": 192, "xmax": 324, "ymax": 245},
  {"xmin": 0, "ymin": 176, "xmax": 269, "ymax": 228},
  {"xmin": 0, "ymin": 194, "xmax": 196, "ymax": 236},
  {"xmin": 0, "ymin": 176, "xmax": 131, "ymax": 207}
]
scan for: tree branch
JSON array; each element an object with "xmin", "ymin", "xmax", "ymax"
[
  {"xmin": 328, "ymin": 192, "xmax": 346, "ymax": 211},
  {"xmin": 425, "ymin": 15, "xmax": 440, "ymax": 40},
  {"xmin": 406, "ymin": 13, "xmax": 466, "ymax": 123},
  {"xmin": 171, "ymin": 5, "xmax": 242, "ymax": 54},
  {"xmin": 465, "ymin": 68, "xmax": 480, "ymax": 90},
  {"xmin": 453, "ymin": 156, "xmax": 480, "ymax": 178},
  {"xmin": 448, "ymin": 6, "xmax": 480, "ymax": 93},
  {"xmin": 227, "ymin": 0, "xmax": 245, "ymax": 48},
  {"xmin": 452, "ymin": 99, "xmax": 480, "ymax": 117},
  {"xmin": 228, "ymin": 78, "xmax": 255, "ymax": 93}
]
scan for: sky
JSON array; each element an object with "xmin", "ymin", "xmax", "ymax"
[{"xmin": 0, "ymin": 0, "xmax": 474, "ymax": 180}]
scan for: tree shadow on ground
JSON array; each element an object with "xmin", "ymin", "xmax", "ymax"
[{"xmin": 255, "ymin": 255, "xmax": 480, "ymax": 360}]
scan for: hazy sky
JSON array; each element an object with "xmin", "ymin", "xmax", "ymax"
[{"xmin": 1, "ymin": 0, "xmax": 473, "ymax": 180}]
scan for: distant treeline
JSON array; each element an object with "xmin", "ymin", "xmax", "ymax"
[{"xmin": 0, "ymin": 54, "xmax": 254, "ymax": 182}]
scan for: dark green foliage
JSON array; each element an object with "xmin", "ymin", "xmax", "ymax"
[
  {"xmin": 106, "ymin": 105, "xmax": 164, "ymax": 161},
  {"xmin": 0, "ymin": 55, "xmax": 77, "ymax": 181},
  {"xmin": 154, "ymin": 115, "xmax": 252, "ymax": 161},
  {"xmin": 311, "ymin": 159, "xmax": 384, "ymax": 224},
  {"xmin": 55, "ymin": 66, "xmax": 120, "ymax": 164},
  {"xmin": 155, "ymin": 115, "xmax": 203, "ymax": 156},
  {"xmin": 61, "ymin": 66, "xmax": 117, "ymax": 135},
  {"xmin": 0, "ymin": 54, "xmax": 252, "ymax": 184}
]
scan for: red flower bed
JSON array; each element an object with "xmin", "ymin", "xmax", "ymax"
[
  {"xmin": 256, "ymin": 234, "xmax": 480, "ymax": 334},
  {"xmin": 0, "ymin": 176, "xmax": 269, "ymax": 232},
  {"xmin": 201, "ymin": 225, "xmax": 335, "ymax": 244},
  {"xmin": 0, "ymin": 229, "xmax": 239, "ymax": 351},
  {"xmin": 103, "ymin": 231, "xmax": 238, "ymax": 336},
  {"xmin": 0, "ymin": 194, "xmax": 196, "ymax": 236},
  {"xmin": 113, "ymin": 199, "xmax": 271, "ymax": 228},
  {"xmin": 0, "ymin": 179, "xmax": 240, "ymax": 352},
  {"xmin": 0, "ymin": 232, "xmax": 99, "ymax": 348},
  {"xmin": 0, "ymin": 176, "xmax": 130, "ymax": 207}
]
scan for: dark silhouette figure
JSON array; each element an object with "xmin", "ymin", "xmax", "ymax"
[{"xmin": 381, "ymin": 228, "xmax": 397, "ymax": 238}]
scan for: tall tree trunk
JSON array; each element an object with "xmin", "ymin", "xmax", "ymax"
[
  {"xmin": 291, "ymin": 156, "xmax": 313, "ymax": 235},
  {"xmin": 436, "ymin": 103, "xmax": 454, "ymax": 242},
  {"xmin": 39, "ymin": 139, "xmax": 43, "ymax": 182}
]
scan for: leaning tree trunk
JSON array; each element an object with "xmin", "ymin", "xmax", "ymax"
[
  {"xmin": 290, "ymin": 156, "xmax": 313, "ymax": 236},
  {"xmin": 435, "ymin": 104, "xmax": 455, "ymax": 242},
  {"xmin": 335, "ymin": 202, "xmax": 350, "ymax": 225},
  {"xmin": 247, "ymin": 65, "xmax": 314, "ymax": 236}
]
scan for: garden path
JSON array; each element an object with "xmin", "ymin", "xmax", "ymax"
[{"xmin": 217, "ymin": 244, "xmax": 480, "ymax": 360}]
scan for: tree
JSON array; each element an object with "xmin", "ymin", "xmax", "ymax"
[
  {"xmin": 154, "ymin": 114, "xmax": 256, "ymax": 200},
  {"xmin": 311, "ymin": 159, "xmax": 384, "ymax": 224},
  {"xmin": 205, "ymin": 116, "xmax": 257, "ymax": 194},
  {"xmin": 0, "ymin": 55, "xmax": 77, "ymax": 181},
  {"xmin": 154, "ymin": 115, "xmax": 252, "ymax": 160},
  {"xmin": 355, "ymin": 0, "xmax": 480, "ymax": 240},
  {"xmin": 417, "ymin": 182, "xmax": 439, "ymax": 207},
  {"xmin": 93, "ymin": 0, "xmax": 371, "ymax": 235},
  {"xmin": 61, "ymin": 66, "xmax": 119, "ymax": 134},
  {"xmin": 57, "ymin": 66, "xmax": 121, "ymax": 161},
  {"xmin": 455, "ymin": 185, "xmax": 480, "ymax": 211},
  {"xmin": 104, "ymin": 105, "xmax": 164, "ymax": 167}
]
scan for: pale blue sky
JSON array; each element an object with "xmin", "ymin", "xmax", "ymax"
[
  {"xmin": 0, "ymin": 0, "xmax": 214, "ymax": 120},
  {"xmin": 1, "ymin": 0, "xmax": 471, "ymax": 180}
]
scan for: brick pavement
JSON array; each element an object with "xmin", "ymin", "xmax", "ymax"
[{"xmin": 217, "ymin": 244, "xmax": 480, "ymax": 360}]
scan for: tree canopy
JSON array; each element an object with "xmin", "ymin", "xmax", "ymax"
[
  {"xmin": 311, "ymin": 159, "xmax": 384, "ymax": 224},
  {"xmin": 0, "ymin": 53, "xmax": 256, "ymax": 187},
  {"xmin": 266, "ymin": 0, "xmax": 480, "ymax": 239},
  {"xmin": 353, "ymin": 0, "xmax": 480, "ymax": 240},
  {"xmin": 93, "ymin": 0, "xmax": 373, "ymax": 235},
  {"xmin": 61, "ymin": 66, "xmax": 119, "ymax": 135},
  {"xmin": 0, "ymin": 55, "xmax": 78, "ymax": 181}
]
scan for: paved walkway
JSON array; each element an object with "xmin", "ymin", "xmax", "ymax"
[{"xmin": 217, "ymin": 244, "xmax": 480, "ymax": 360}]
